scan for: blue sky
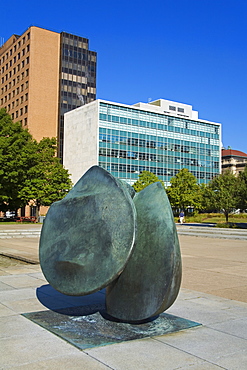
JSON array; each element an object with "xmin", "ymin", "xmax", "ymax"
[{"xmin": 1, "ymin": 0, "xmax": 246, "ymax": 152}]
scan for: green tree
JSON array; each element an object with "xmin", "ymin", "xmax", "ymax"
[
  {"xmin": 19, "ymin": 137, "xmax": 72, "ymax": 216},
  {"xmin": 236, "ymin": 166, "xmax": 247, "ymax": 212},
  {"xmin": 204, "ymin": 171, "xmax": 238, "ymax": 222},
  {"xmin": 0, "ymin": 109, "xmax": 34, "ymax": 212},
  {"xmin": 132, "ymin": 171, "xmax": 164, "ymax": 192},
  {"xmin": 166, "ymin": 168, "xmax": 202, "ymax": 212}
]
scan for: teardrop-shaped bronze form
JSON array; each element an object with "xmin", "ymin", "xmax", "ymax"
[
  {"xmin": 106, "ymin": 182, "xmax": 182, "ymax": 322},
  {"xmin": 39, "ymin": 166, "xmax": 136, "ymax": 296}
]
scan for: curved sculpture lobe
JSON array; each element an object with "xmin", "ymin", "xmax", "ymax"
[
  {"xmin": 39, "ymin": 166, "xmax": 136, "ymax": 296},
  {"xmin": 106, "ymin": 182, "xmax": 182, "ymax": 322}
]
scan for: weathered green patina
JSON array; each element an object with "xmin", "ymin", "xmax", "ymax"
[
  {"xmin": 39, "ymin": 166, "xmax": 136, "ymax": 296},
  {"xmin": 106, "ymin": 182, "xmax": 182, "ymax": 321},
  {"xmin": 39, "ymin": 166, "xmax": 182, "ymax": 322}
]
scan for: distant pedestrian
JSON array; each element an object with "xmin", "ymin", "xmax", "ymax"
[{"xmin": 179, "ymin": 211, "xmax": 185, "ymax": 224}]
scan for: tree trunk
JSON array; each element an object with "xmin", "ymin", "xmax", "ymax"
[
  {"xmin": 225, "ymin": 211, "xmax": 229, "ymax": 223},
  {"xmin": 36, "ymin": 201, "xmax": 41, "ymax": 221}
]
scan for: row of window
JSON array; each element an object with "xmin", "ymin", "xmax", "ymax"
[
  {"xmin": 1, "ymin": 86, "xmax": 28, "ymax": 104},
  {"xmin": 1, "ymin": 46, "xmax": 30, "ymax": 73},
  {"xmin": 1, "ymin": 70, "xmax": 29, "ymax": 94},
  {"xmin": 1, "ymin": 58, "xmax": 29, "ymax": 84},
  {"xmin": 169, "ymin": 105, "xmax": 184, "ymax": 113},
  {"xmin": 61, "ymin": 33, "xmax": 89, "ymax": 50},
  {"xmin": 0, "ymin": 32, "xmax": 30, "ymax": 65},
  {"xmin": 4, "ymin": 95, "xmax": 28, "ymax": 108},
  {"xmin": 99, "ymin": 114, "xmax": 219, "ymax": 139},
  {"xmin": 100, "ymin": 103, "xmax": 219, "ymax": 134},
  {"xmin": 61, "ymin": 66, "xmax": 96, "ymax": 77},
  {"xmin": 61, "ymin": 79, "xmax": 96, "ymax": 90},
  {"xmin": 8, "ymin": 105, "xmax": 28, "ymax": 118},
  {"xmin": 63, "ymin": 48, "xmax": 90, "ymax": 61},
  {"xmin": 60, "ymin": 93, "xmax": 95, "ymax": 111},
  {"xmin": 99, "ymin": 162, "xmax": 215, "ymax": 180},
  {"xmin": 98, "ymin": 148, "xmax": 219, "ymax": 168},
  {"xmin": 99, "ymin": 132, "xmax": 218, "ymax": 157}
]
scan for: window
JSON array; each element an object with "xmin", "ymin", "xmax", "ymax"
[
  {"xmin": 20, "ymin": 108, "xmax": 23, "ymax": 115},
  {"xmin": 26, "ymin": 69, "xmax": 29, "ymax": 77},
  {"xmin": 24, "ymin": 117, "xmax": 27, "ymax": 125},
  {"xmin": 25, "ymin": 93, "xmax": 28, "ymax": 100},
  {"xmin": 22, "ymin": 49, "xmax": 25, "ymax": 57},
  {"xmin": 16, "ymin": 99, "xmax": 19, "ymax": 106},
  {"xmin": 20, "ymin": 96, "xmax": 24, "ymax": 103},
  {"xmin": 26, "ymin": 44, "xmax": 30, "ymax": 52},
  {"xmin": 13, "ymin": 56, "xmax": 16, "ymax": 64},
  {"xmin": 22, "ymin": 36, "xmax": 25, "ymax": 44},
  {"xmin": 21, "ymin": 72, "xmax": 24, "ymax": 80},
  {"xmin": 16, "ymin": 87, "xmax": 19, "ymax": 95},
  {"xmin": 18, "ymin": 41, "xmax": 21, "ymax": 48},
  {"xmin": 21, "ymin": 61, "xmax": 25, "ymax": 68},
  {"xmin": 18, "ymin": 52, "xmax": 20, "ymax": 60},
  {"xmin": 178, "ymin": 107, "xmax": 184, "ymax": 113},
  {"xmin": 21, "ymin": 84, "xmax": 24, "ymax": 92},
  {"xmin": 169, "ymin": 106, "xmax": 176, "ymax": 111},
  {"xmin": 16, "ymin": 111, "xmax": 18, "ymax": 118},
  {"xmin": 24, "ymin": 105, "xmax": 28, "ymax": 113},
  {"xmin": 27, "ymin": 32, "xmax": 30, "ymax": 40},
  {"xmin": 26, "ymin": 56, "xmax": 29, "ymax": 64}
]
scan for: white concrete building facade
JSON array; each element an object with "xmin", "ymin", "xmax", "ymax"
[{"xmin": 64, "ymin": 98, "xmax": 221, "ymax": 186}]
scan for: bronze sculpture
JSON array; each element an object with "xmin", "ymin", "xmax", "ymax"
[{"xmin": 39, "ymin": 165, "xmax": 182, "ymax": 322}]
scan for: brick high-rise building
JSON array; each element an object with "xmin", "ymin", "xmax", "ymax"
[{"xmin": 0, "ymin": 26, "xmax": 97, "ymax": 159}]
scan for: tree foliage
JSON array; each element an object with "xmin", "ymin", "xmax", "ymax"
[
  {"xmin": 203, "ymin": 171, "xmax": 238, "ymax": 222},
  {"xmin": 19, "ymin": 137, "xmax": 72, "ymax": 215},
  {"xmin": 237, "ymin": 166, "xmax": 247, "ymax": 211},
  {"xmin": 0, "ymin": 109, "xmax": 72, "ymax": 214},
  {"xmin": 132, "ymin": 171, "xmax": 164, "ymax": 192},
  {"xmin": 0, "ymin": 109, "xmax": 34, "ymax": 211},
  {"xmin": 166, "ymin": 168, "xmax": 202, "ymax": 212}
]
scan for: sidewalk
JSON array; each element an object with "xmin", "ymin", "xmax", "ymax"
[{"xmin": 0, "ymin": 228, "xmax": 247, "ymax": 369}]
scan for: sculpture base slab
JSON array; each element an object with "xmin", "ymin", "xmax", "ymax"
[{"xmin": 23, "ymin": 308, "xmax": 201, "ymax": 350}]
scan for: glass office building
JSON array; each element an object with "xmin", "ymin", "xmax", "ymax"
[
  {"xmin": 64, "ymin": 99, "xmax": 221, "ymax": 186},
  {"xmin": 59, "ymin": 32, "xmax": 97, "ymax": 159}
]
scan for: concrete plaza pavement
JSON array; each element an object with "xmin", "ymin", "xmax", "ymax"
[{"xmin": 0, "ymin": 225, "xmax": 247, "ymax": 369}]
